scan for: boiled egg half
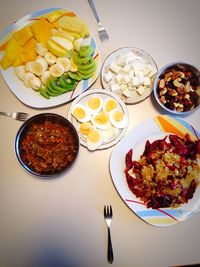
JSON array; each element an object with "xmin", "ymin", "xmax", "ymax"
[
  {"xmin": 109, "ymin": 108, "xmax": 128, "ymax": 128},
  {"xmin": 87, "ymin": 128, "xmax": 103, "ymax": 151},
  {"xmin": 91, "ymin": 111, "xmax": 112, "ymax": 130},
  {"xmin": 86, "ymin": 96, "xmax": 103, "ymax": 115},
  {"xmin": 103, "ymin": 98, "xmax": 118, "ymax": 113},
  {"xmin": 71, "ymin": 103, "xmax": 91, "ymax": 123}
]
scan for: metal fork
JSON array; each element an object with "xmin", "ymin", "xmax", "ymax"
[
  {"xmin": 88, "ymin": 0, "xmax": 109, "ymax": 41},
  {"xmin": 104, "ymin": 205, "xmax": 114, "ymax": 264},
  {"xmin": 0, "ymin": 112, "xmax": 29, "ymax": 121}
]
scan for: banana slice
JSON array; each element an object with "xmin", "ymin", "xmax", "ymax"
[
  {"xmin": 36, "ymin": 43, "xmax": 48, "ymax": 56},
  {"xmin": 44, "ymin": 52, "xmax": 57, "ymax": 65},
  {"xmin": 25, "ymin": 61, "xmax": 35, "ymax": 73},
  {"xmin": 29, "ymin": 76, "xmax": 42, "ymax": 90},
  {"xmin": 14, "ymin": 65, "xmax": 26, "ymax": 80},
  {"xmin": 49, "ymin": 63, "xmax": 65, "ymax": 77},
  {"xmin": 23, "ymin": 73, "xmax": 36, "ymax": 88},
  {"xmin": 56, "ymin": 57, "xmax": 71, "ymax": 72},
  {"xmin": 41, "ymin": 71, "xmax": 52, "ymax": 85},
  {"xmin": 32, "ymin": 58, "xmax": 48, "ymax": 76}
]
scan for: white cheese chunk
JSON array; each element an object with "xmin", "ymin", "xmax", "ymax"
[
  {"xmin": 109, "ymin": 63, "xmax": 121, "ymax": 74},
  {"xmin": 137, "ymin": 70, "xmax": 144, "ymax": 84},
  {"xmin": 103, "ymin": 71, "xmax": 113, "ymax": 83},
  {"xmin": 115, "ymin": 73, "xmax": 123, "ymax": 84},
  {"xmin": 111, "ymin": 83, "xmax": 120, "ymax": 93},
  {"xmin": 148, "ymin": 68, "xmax": 157, "ymax": 78},
  {"xmin": 137, "ymin": 85, "xmax": 146, "ymax": 95},
  {"xmin": 131, "ymin": 76, "xmax": 140, "ymax": 87},
  {"xmin": 122, "ymin": 87, "xmax": 131, "ymax": 97},
  {"xmin": 143, "ymin": 76, "xmax": 151, "ymax": 86}
]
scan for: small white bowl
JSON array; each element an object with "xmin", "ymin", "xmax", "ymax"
[{"xmin": 153, "ymin": 62, "xmax": 200, "ymax": 115}]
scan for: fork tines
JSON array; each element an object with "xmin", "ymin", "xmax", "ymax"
[{"xmin": 104, "ymin": 205, "xmax": 112, "ymax": 217}]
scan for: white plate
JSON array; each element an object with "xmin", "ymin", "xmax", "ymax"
[
  {"xmin": 68, "ymin": 89, "xmax": 129, "ymax": 150},
  {"xmin": 0, "ymin": 8, "xmax": 101, "ymax": 108},
  {"xmin": 110, "ymin": 115, "xmax": 200, "ymax": 227},
  {"xmin": 101, "ymin": 47, "xmax": 158, "ymax": 104}
]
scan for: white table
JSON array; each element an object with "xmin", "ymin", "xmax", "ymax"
[{"xmin": 0, "ymin": 1, "xmax": 199, "ymax": 266}]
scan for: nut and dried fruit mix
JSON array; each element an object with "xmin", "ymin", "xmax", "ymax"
[
  {"xmin": 125, "ymin": 134, "xmax": 200, "ymax": 209},
  {"xmin": 157, "ymin": 65, "xmax": 200, "ymax": 112}
]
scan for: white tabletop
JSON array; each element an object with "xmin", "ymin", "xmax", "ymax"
[{"xmin": 0, "ymin": 1, "xmax": 199, "ymax": 267}]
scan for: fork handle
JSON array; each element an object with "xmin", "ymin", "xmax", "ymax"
[
  {"xmin": 107, "ymin": 228, "xmax": 114, "ymax": 264},
  {"xmin": 88, "ymin": 0, "xmax": 100, "ymax": 23},
  {"xmin": 0, "ymin": 111, "xmax": 11, "ymax": 116}
]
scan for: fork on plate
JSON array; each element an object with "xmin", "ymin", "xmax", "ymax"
[
  {"xmin": 88, "ymin": 0, "xmax": 109, "ymax": 41},
  {"xmin": 0, "ymin": 112, "xmax": 29, "ymax": 121},
  {"xmin": 104, "ymin": 205, "xmax": 114, "ymax": 263}
]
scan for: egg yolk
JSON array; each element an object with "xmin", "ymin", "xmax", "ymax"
[
  {"xmin": 88, "ymin": 97, "xmax": 100, "ymax": 110},
  {"xmin": 113, "ymin": 111, "xmax": 124, "ymax": 121},
  {"xmin": 80, "ymin": 122, "xmax": 93, "ymax": 135},
  {"xmin": 105, "ymin": 99, "xmax": 117, "ymax": 112},
  {"xmin": 88, "ymin": 130, "xmax": 101, "ymax": 143},
  {"xmin": 73, "ymin": 107, "xmax": 86, "ymax": 120},
  {"xmin": 94, "ymin": 112, "xmax": 109, "ymax": 125}
]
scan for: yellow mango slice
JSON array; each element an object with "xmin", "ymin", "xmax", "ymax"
[
  {"xmin": 32, "ymin": 18, "xmax": 53, "ymax": 44},
  {"xmin": 0, "ymin": 54, "xmax": 14, "ymax": 69},
  {"xmin": 46, "ymin": 10, "xmax": 64, "ymax": 23},
  {"xmin": 13, "ymin": 26, "xmax": 33, "ymax": 46},
  {"xmin": 4, "ymin": 37, "xmax": 23, "ymax": 57}
]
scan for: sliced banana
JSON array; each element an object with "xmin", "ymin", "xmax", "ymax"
[
  {"xmin": 23, "ymin": 73, "xmax": 36, "ymax": 88},
  {"xmin": 25, "ymin": 61, "xmax": 35, "ymax": 73},
  {"xmin": 14, "ymin": 65, "xmax": 26, "ymax": 80},
  {"xmin": 56, "ymin": 57, "xmax": 71, "ymax": 72},
  {"xmin": 49, "ymin": 63, "xmax": 65, "ymax": 77},
  {"xmin": 29, "ymin": 76, "xmax": 42, "ymax": 90},
  {"xmin": 41, "ymin": 71, "xmax": 52, "ymax": 85},
  {"xmin": 44, "ymin": 52, "xmax": 57, "ymax": 65},
  {"xmin": 36, "ymin": 43, "xmax": 48, "ymax": 56},
  {"xmin": 32, "ymin": 58, "xmax": 48, "ymax": 76}
]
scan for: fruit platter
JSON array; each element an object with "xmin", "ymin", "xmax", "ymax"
[{"xmin": 0, "ymin": 8, "xmax": 100, "ymax": 108}]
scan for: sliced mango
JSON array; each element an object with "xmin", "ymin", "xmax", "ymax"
[
  {"xmin": 31, "ymin": 18, "xmax": 53, "ymax": 44},
  {"xmin": 46, "ymin": 10, "xmax": 64, "ymax": 23},
  {"xmin": 13, "ymin": 26, "xmax": 33, "ymax": 46},
  {"xmin": 0, "ymin": 54, "xmax": 14, "ymax": 69}
]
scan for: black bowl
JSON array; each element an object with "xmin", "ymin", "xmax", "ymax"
[{"xmin": 15, "ymin": 113, "xmax": 79, "ymax": 177}]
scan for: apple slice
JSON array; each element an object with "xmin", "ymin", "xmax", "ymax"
[
  {"xmin": 51, "ymin": 36, "xmax": 73, "ymax": 51},
  {"xmin": 46, "ymin": 39, "xmax": 68, "ymax": 57},
  {"xmin": 51, "ymin": 28, "xmax": 74, "ymax": 42}
]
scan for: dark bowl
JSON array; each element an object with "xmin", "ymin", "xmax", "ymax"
[
  {"xmin": 15, "ymin": 113, "xmax": 79, "ymax": 177},
  {"xmin": 153, "ymin": 62, "xmax": 200, "ymax": 115}
]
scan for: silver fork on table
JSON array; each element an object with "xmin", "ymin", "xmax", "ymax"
[
  {"xmin": 104, "ymin": 205, "xmax": 114, "ymax": 264},
  {"xmin": 0, "ymin": 112, "xmax": 29, "ymax": 121},
  {"xmin": 88, "ymin": 0, "xmax": 109, "ymax": 41}
]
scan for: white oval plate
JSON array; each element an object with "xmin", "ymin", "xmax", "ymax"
[
  {"xmin": 110, "ymin": 115, "xmax": 200, "ymax": 227},
  {"xmin": 68, "ymin": 89, "xmax": 129, "ymax": 150},
  {"xmin": 101, "ymin": 47, "xmax": 158, "ymax": 104},
  {"xmin": 0, "ymin": 8, "xmax": 101, "ymax": 108}
]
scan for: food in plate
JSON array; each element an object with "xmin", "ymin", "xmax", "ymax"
[
  {"xmin": 71, "ymin": 94, "xmax": 128, "ymax": 151},
  {"xmin": 0, "ymin": 9, "xmax": 98, "ymax": 99},
  {"xmin": 155, "ymin": 63, "xmax": 200, "ymax": 113},
  {"xmin": 15, "ymin": 114, "xmax": 79, "ymax": 176},
  {"xmin": 125, "ymin": 134, "xmax": 200, "ymax": 209},
  {"xmin": 101, "ymin": 47, "xmax": 157, "ymax": 103}
]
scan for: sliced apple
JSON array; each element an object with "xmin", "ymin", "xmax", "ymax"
[
  {"xmin": 50, "ymin": 28, "xmax": 74, "ymax": 42},
  {"xmin": 46, "ymin": 39, "xmax": 67, "ymax": 57},
  {"xmin": 51, "ymin": 36, "xmax": 73, "ymax": 51}
]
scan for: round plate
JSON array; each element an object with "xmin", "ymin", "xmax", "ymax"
[
  {"xmin": 110, "ymin": 115, "xmax": 200, "ymax": 227},
  {"xmin": 0, "ymin": 8, "xmax": 101, "ymax": 108},
  {"xmin": 68, "ymin": 89, "xmax": 129, "ymax": 150},
  {"xmin": 101, "ymin": 47, "xmax": 158, "ymax": 104}
]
